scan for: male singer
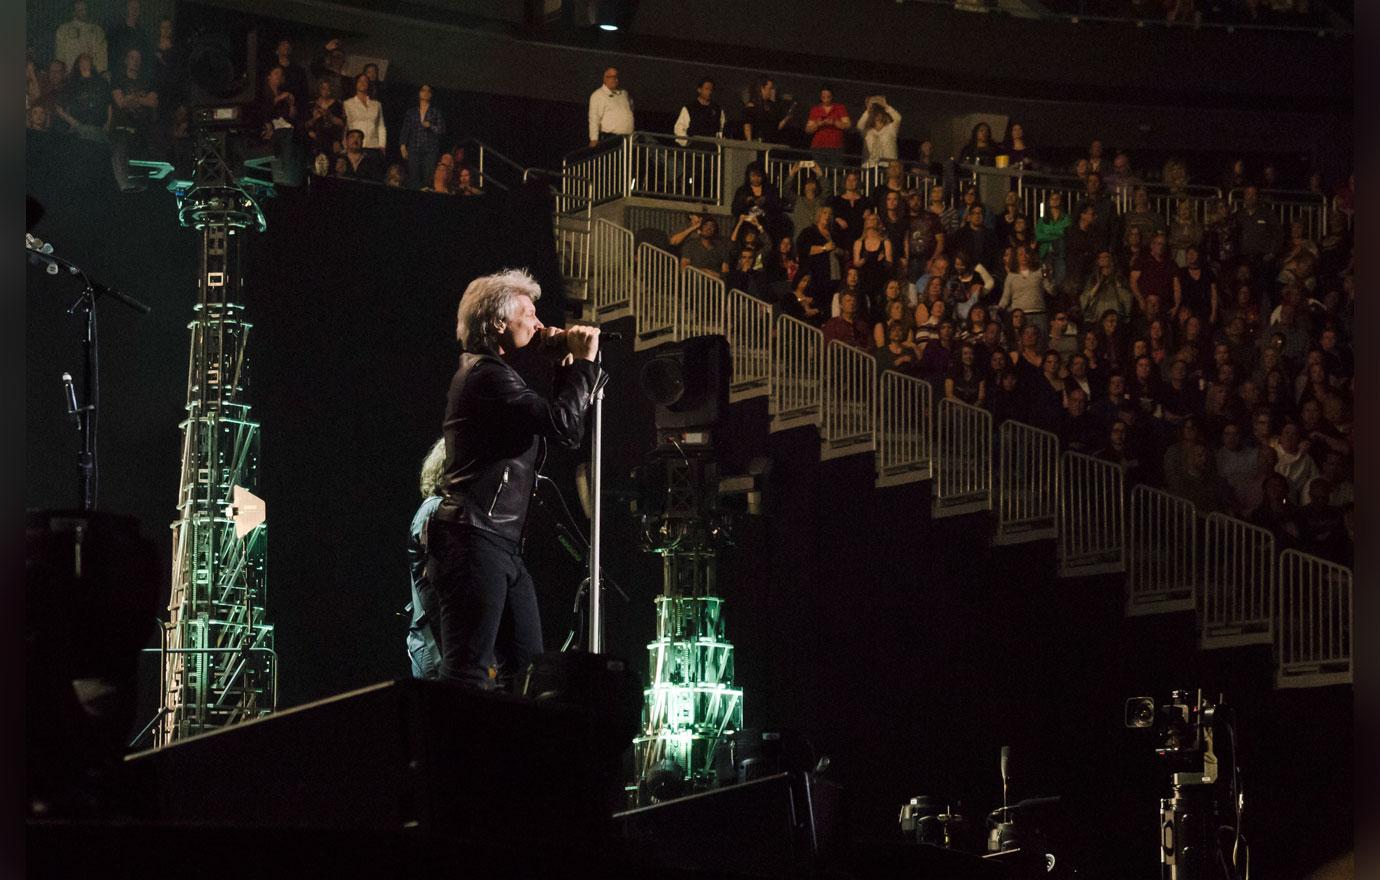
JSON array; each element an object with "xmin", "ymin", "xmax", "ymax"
[{"xmin": 429, "ymin": 268, "xmax": 602, "ymax": 689}]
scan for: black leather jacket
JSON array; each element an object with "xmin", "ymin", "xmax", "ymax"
[{"xmin": 434, "ymin": 352, "xmax": 602, "ymax": 547}]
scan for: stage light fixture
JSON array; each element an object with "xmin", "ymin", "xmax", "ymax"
[{"xmin": 589, "ymin": 0, "xmax": 637, "ymax": 32}]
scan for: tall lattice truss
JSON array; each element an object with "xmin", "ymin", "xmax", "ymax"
[
  {"xmin": 631, "ymin": 456, "xmax": 743, "ymax": 803},
  {"xmin": 159, "ymin": 131, "xmax": 276, "ymax": 745}
]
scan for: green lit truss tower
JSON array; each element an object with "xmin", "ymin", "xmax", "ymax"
[
  {"xmin": 630, "ymin": 443, "xmax": 744, "ymax": 804},
  {"xmin": 158, "ymin": 129, "xmax": 277, "ymax": 745}
]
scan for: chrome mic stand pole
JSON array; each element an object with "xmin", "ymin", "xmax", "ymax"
[{"xmin": 586, "ymin": 353, "xmax": 607, "ymax": 654}]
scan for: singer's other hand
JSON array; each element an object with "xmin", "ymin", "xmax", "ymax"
[{"xmin": 564, "ymin": 325, "xmax": 600, "ymax": 362}]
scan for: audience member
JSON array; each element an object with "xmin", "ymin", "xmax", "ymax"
[
  {"xmin": 674, "ymin": 76, "xmax": 725, "ymax": 146},
  {"xmin": 857, "ymin": 96, "xmax": 900, "ymax": 167},
  {"xmin": 56, "ymin": 0, "xmax": 108, "ymax": 74},
  {"xmin": 805, "ymin": 85, "xmax": 849, "ymax": 153},
  {"xmin": 342, "ymin": 73, "xmax": 386, "ymax": 159},
  {"xmin": 109, "ymin": 48, "xmax": 157, "ymax": 192},
  {"xmin": 587, "ymin": 66, "xmax": 633, "ymax": 147},
  {"xmin": 399, "ymin": 83, "xmax": 446, "ymax": 189}
]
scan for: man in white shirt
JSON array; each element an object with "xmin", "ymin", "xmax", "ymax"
[
  {"xmin": 55, "ymin": 0, "xmax": 108, "ymax": 74},
  {"xmin": 342, "ymin": 72, "xmax": 386, "ymax": 153},
  {"xmin": 587, "ymin": 66, "xmax": 633, "ymax": 148}
]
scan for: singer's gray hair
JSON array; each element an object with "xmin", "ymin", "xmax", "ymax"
[{"xmin": 455, "ymin": 268, "xmax": 543, "ymax": 354}]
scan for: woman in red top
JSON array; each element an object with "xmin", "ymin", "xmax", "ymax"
[{"xmin": 805, "ymin": 85, "xmax": 849, "ymax": 151}]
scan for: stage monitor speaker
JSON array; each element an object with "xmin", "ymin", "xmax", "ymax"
[
  {"xmin": 124, "ymin": 678, "xmax": 619, "ymax": 848},
  {"xmin": 614, "ymin": 771, "xmax": 842, "ymax": 878}
]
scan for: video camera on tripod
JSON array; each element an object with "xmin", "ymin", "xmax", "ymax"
[{"xmin": 1125, "ymin": 689, "xmax": 1248, "ymax": 880}]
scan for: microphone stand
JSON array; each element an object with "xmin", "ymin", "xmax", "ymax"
[
  {"xmin": 27, "ymin": 242, "xmax": 151, "ymax": 511},
  {"xmin": 587, "ymin": 349, "xmax": 608, "ymax": 653}
]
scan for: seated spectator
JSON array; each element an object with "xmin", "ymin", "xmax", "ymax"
[
  {"xmin": 1089, "ymin": 372, "xmax": 1126, "ymax": 428},
  {"xmin": 399, "ymin": 83, "xmax": 446, "ymax": 189},
  {"xmin": 988, "ymin": 369, "xmax": 1027, "ymax": 425},
  {"xmin": 1313, "ymin": 449, "xmax": 1354, "ymax": 508},
  {"xmin": 1294, "ymin": 477, "xmax": 1349, "ymax": 563},
  {"xmin": 998, "ymin": 246, "xmax": 1053, "ymax": 337},
  {"xmin": 874, "ymin": 298, "xmax": 913, "ymax": 349},
  {"xmin": 678, "ymin": 216, "xmax": 730, "ymax": 278},
  {"xmin": 915, "ymin": 320, "xmax": 957, "ymax": 382},
  {"xmin": 1080, "ymin": 251, "xmax": 1133, "ymax": 322},
  {"xmin": 53, "ymin": 53, "xmax": 109, "ymax": 140},
  {"xmin": 1159, "ymin": 359, "xmax": 1202, "ymax": 426},
  {"xmin": 304, "ymin": 77, "xmax": 346, "ymax": 158},
  {"xmin": 337, "ymin": 128, "xmax": 382, "ymax": 180},
  {"xmin": 953, "ymin": 204, "xmax": 1003, "ymax": 279},
  {"xmin": 1027, "ymin": 351, "xmax": 1066, "ymax": 431},
  {"xmin": 1094, "ymin": 308, "xmax": 1130, "ymax": 376},
  {"xmin": 945, "ymin": 342, "xmax": 986, "ymax": 405},
  {"xmin": 730, "ymin": 211, "xmax": 771, "ymax": 263},
  {"xmin": 830, "ymin": 266, "xmax": 865, "ymax": 317},
  {"xmin": 780, "ymin": 273, "xmax": 824, "ymax": 325},
  {"xmin": 868, "ymin": 161, "xmax": 908, "ymax": 213},
  {"xmin": 420, "ymin": 157, "xmax": 453, "ymax": 193},
  {"xmin": 1097, "ymin": 418, "xmax": 1148, "ymax": 486},
  {"xmin": 384, "ymin": 163, "xmax": 405, "ymax": 188},
  {"xmin": 455, "ymin": 166, "xmax": 483, "ymax": 197},
  {"xmin": 1059, "ymin": 387, "xmax": 1101, "ymax": 454},
  {"xmin": 958, "ymin": 121, "xmax": 998, "ymax": 166},
  {"xmin": 822, "ymin": 291, "xmax": 871, "ymax": 350},
  {"xmin": 873, "ymin": 278, "xmax": 909, "ymax": 327},
  {"xmin": 1248, "ymin": 473, "xmax": 1301, "ymax": 548},
  {"xmin": 1297, "ymin": 398, "xmax": 1348, "ymax": 466},
  {"xmin": 1046, "ymin": 310, "xmax": 1078, "ymax": 362},
  {"xmin": 761, "ymin": 235, "xmax": 799, "ymax": 299},
  {"xmin": 876, "ymin": 320, "xmax": 920, "ymax": 375},
  {"xmin": 726, "ymin": 248, "xmax": 766, "ymax": 300},
  {"xmin": 1170, "ymin": 443, "xmax": 1229, "ymax": 513},
  {"xmin": 913, "ymin": 298, "xmax": 949, "ymax": 347}
]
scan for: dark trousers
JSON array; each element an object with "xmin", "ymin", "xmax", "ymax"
[
  {"xmin": 429, "ymin": 523, "xmax": 543, "ymax": 690},
  {"xmin": 407, "ymin": 145, "xmax": 438, "ymax": 189}
]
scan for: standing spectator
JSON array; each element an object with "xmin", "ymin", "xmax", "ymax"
[
  {"xmin": 741, "ymin": 77, "xmax": 787, "ymax": 143},
  {"xmin": 1131, "ymin": 233, "xmax": 1176, "ymax": 313},
  {"xmin": 1167, "ymin": 199, "xmax": 1203, "ymax": 267},
  {"xmin": 953, "ymin": 204, "xmax": 1001, "ymax": 275},
  {"xmin": 1121, "ymin": 186, "xmax": 1164, "ymax": 241},
  {"xmin": 856, "ymin": 96, "xmax": 900, "ymax": 168},
  {"xmin": 108, "ymin": 0, "xmax": 151, "ymax": 81},
  {"xmin": 272, "ymin": 38, "xmax": 311, "ymax": 110},
  {"xmin": 1003, "ymin": 121, "xmax": 1032, "ymax": 169},
  {"xmin": 304, "ymin": 77, "xmax": 345, "ymax": 159},
  {"xmin": 852, "ymin": 212, "xmax": 893, "ymax": 306},
  {"xmin": 109, "ymin": 48, "xmax": 157, "ymax": 192},
  {"xmin": 1074, "ymin": 171, "xmax": 1117, "ymax": 251},
  {"xmin": 56, "ymin": 0, "xmax": 108, "ymax": 75},
  {"xmin": 399, "ymin": 83, "xmax": 446, "ymax": 189},
  {"xmin": 958, "ymin": 122, "xmax": 998, "ymax": 166},
  {"xmin": 40, "ymin": 60, "xmax": 68, "ymax": 112},
  {"xmin": 674, "ymin": 76, "xmax": 725, "ymax": 146},
  {"xmin": 1035, "ymin": 192, "xmax": 1071, "ymax": 286},
  {"xmin": 55, "ymin": 52, "xmax": 109, "ymax": 140},
  {"xmin": 312, "ymin": 39, "xmax": 353, "ymax": 99},
  {"xmin": 828, "ymin": 170, "xmax": 868, "ymax": 260},
  {"xmin": 587, "ymin": 66, "xmax": 633, "ymax": 148},
  {"xmin": 1080, "ymin": 250, "xmax": 1133, "ymax": 322},
  {"xmin": 908, "ymin": 193, "xmax": 947, "ymax": 281},
  {"xmin": 150, "ymin": 19, "xmax": 184, "ymax": 127},
  {"xmin": 731, "ymin": 162, "xmax": 786, "ymax": 241},
  {"xmin": 1232, "ymin": 185, "xmax": 1284, "ymax": 270},
  {"xmin": 804, "ymin": 85, "xmax": 849, "ymax": 154},
  {"xmin": 342, "ymin": 73, "xmax": 386, "ymax": 160},
  {"xmin": 361, "ymin": 62, "xmax": 382, "ymax": 98},
  {"xmin": 258, "ymin": 66, "xmax": 303, "ymax": 185},
  {"xmin": 1172, "ymin": 245, "xmax": 1218, "ymax": 323},
  {"xmin": 998, "ymin": 247, "xmax": 1053, "ymax": 337}
]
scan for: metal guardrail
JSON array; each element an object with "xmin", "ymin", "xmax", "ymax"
[
  {"xmin": 876, "ymin": 371, "xmax": 934, "ymax": 488},
  {"xmin": 821, "ymin": 340, "xmax": 877, "ymax": 461},
  {"xmin": 933, "ymin": 397, "xmax": 992, "ymax": 518},
  {"xmin": 1275, "ymin": 549, "xmax": 1353, "ymax": 688},
  {"xmin": 769, "ymin": 313, "xmax": 824, "ymax": 433},
  {"xmin": 994, "ymin": 420, "xmax": 1059, "ymax": 544},
  {"xmin": 589, "ymin": 218, "xmax": 636, "ymax": 323},
  {"xmin": 562, "ymin": 139, "xmax": 627, "ymax": 207},
  {"xmin": 680, "ymin": 266, "xmax": 727, "ymax": 340},
  {"xmin": 1227, "ymin": 187, "xmax": 1329, "ymax": 239},
  {"xmin": 1125, "ymin": 485, "xmax": 1198, "ymax": 616},
  {"xmin": 1058, "ymin": 451, "xmax": 1125, "ymax": 577},
  {"xmin": 633, "ymin": 241, "xmax": 680, "ymax": 351},
  {"xmin": 726, "ymin": 288, "xmax": 771, "ymax": 402},
  {"xmin": 1200, "ymin": 513, "xmax": 1275, "ymax": 649},
  {"xmin": 629, "ymin": 132, "xmax": 723, "ymax": 204}
]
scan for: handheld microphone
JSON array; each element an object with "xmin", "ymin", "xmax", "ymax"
[
  {"xmin": 62, "ymin": 372, "xmax": 80, "ymax": 421},
  {"xmin": 1000, "ymin": 745, "xmax": 1011, "ymax": 812}
]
